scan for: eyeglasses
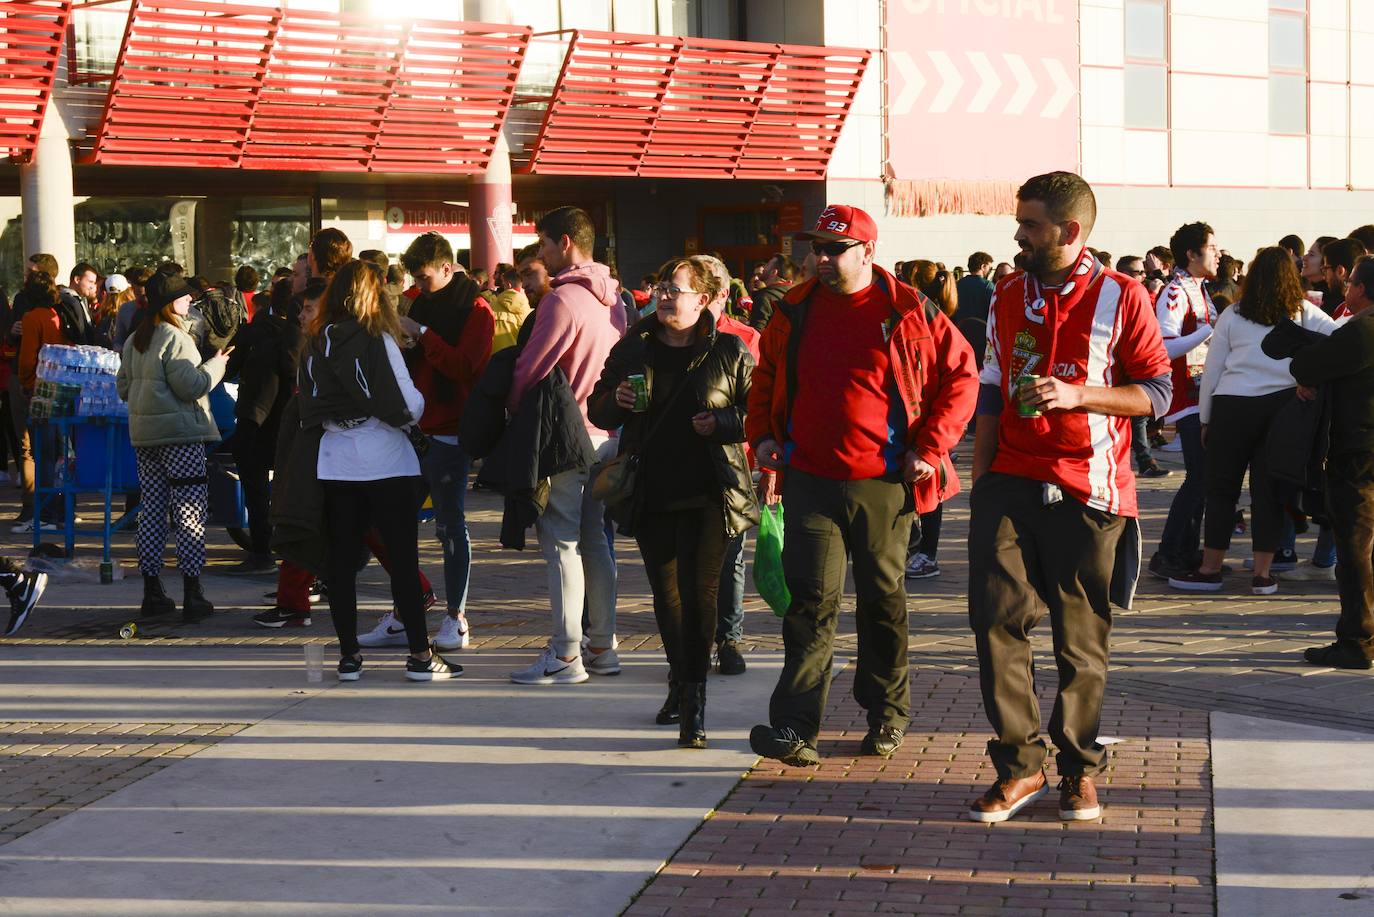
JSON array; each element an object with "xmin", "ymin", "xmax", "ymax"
[
  {"xmin": 656, "ymin": 283, "xmax": 702, "ymax": 298},
  {"xmin": 811, "ymin": 240, "xmax": 861, "ymax": 257},
  {"xmin": 1127, "ymin": 269, "xmax": 1146, "ymax": 277}
]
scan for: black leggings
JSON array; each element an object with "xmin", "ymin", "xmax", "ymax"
[
  {"xmin": 907, "ymin": 504, "xmax": 942, "ymax": 560},
  {"xmin": 635, "ymin": 504, "xmax": 728, "ymax": 683},
  {"xmin": 323, "ymin": 477, "xmax": 428, "ymax": 657},
  {"xmin": 1203, "ymin": 390, "xmax": 1292, "ymax": 554}
]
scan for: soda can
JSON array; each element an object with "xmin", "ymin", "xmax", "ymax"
[
  {"xmin": 1016, "ymin": 374, "xmax": 1043, "ymax": 418},
  {"xmin": 627, "ymin": 373, "xmax": 649, "ymax": 413},
  {"xmin": 118, "ymin": 622, "xmax": 137, "ymax": 640}
]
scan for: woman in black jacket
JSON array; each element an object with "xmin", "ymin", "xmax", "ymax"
[{"xmin": 589, "ymin": 256, "xmax": 759, "ymax": 749}]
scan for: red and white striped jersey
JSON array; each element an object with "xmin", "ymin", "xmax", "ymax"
[
  {"xmin": 1156, "ymin": 270, "xmax": 1216, "ymax": 421},
  {"xmin": 982, "ymin": 265, "xmax": 1172, "ymax": 517}
]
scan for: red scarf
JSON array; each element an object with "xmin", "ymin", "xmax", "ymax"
[{"xmin": 1008, "ymin": 247, "xmax": 1101, "ymax": 431}]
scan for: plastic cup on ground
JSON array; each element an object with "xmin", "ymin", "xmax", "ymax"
[{"xmin": 304, "ymin": 644, "xmax": 324, "ymax": 683}]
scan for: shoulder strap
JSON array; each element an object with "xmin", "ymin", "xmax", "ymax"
[{"xmin": 635, "ymin": 361, "xmax": 695, "ymax": 449}]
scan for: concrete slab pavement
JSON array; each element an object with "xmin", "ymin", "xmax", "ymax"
[
  {"xmin": 1213, "ymin": 712, "xmax": 1374, "ymax": 917},
  {"xmin": 0, "ymin": 649, "xmax": 783, "ymax": 916}
]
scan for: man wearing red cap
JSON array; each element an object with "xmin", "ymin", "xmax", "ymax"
[{"xmin": 746, "ymin": 204, "xmax": 979, "ymax": 766}]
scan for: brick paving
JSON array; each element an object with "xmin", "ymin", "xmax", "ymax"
[
  {"xmin": 0, "ymin": 721, "xmax": 247, "ymax": 846},
  {"xmin": 0, "ymin": 442, "xmax": 1368, "ymax": 914},
  {"xmin": 625, "ymin": 669, "xmax": 1213, "ymax": 917}
]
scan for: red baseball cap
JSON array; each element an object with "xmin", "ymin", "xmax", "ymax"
[{"xmin": 794, "ymin": 204, "xmax": 878, "ymax": 244}]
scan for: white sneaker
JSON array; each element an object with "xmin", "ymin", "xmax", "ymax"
[
  {"xmin": 1281, "ymin": 562, "xmax": 1337, "ymax": 582},
  {"xmin": 1159, "ymin": 437, "xmax": 1183, "ymax": 453},
  {"xmin": 433, "ymin": 613, "xmax": 470, "ymax": 651},
  {"xmin": 582, "ymin": 645, "xmax": 621, "ymax": 676},
  {"xmin": 510, "ymin": 645, "xmax": 589, "ymax": 685},
  {"xmin": 357, "ymin": 611, "xmax": 410, "ymax": 648}
]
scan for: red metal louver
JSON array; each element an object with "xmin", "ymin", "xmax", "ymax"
[
  {"xmin": 520, "ymin": 31, "xmax": 871, "ymax": 180},
  {"xmin": 87, "ymin": 0, "xmax": 530, "ymax": 172},
  {"xmin": 0, "ymin": 0, "xmax": 74, "ymax": 162}
]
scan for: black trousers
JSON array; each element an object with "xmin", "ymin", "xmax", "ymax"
[
  {"xmin": 907, "ymin": 504, "xmax": 941, "ymax": 560},
  {"xmin": 1326, "ymin": 452, "xmax": 1374, "ymax": 659},
  {"xmin": 1203, "ymin": 390, "xmax": 1291, "ymax": 554},
  {"xmin": 770, "ymin": 468, "xmax": 913, "ymax": 744},
  {"xmin": 968, "ymin": 473, "xmax": 1125, "ymax": 779},
  {"xmin": 1158, "ymin": 413, "xmax": 1205, "ymax": 564},
  {"xmin": 323, "ymin": 477, "xmax": 428, "ymax": 657},
  {"xmin": 230, "ymin": 419, "xmax": 276, "ymax": 555},
  {"xmin": 635, "ymin": 503, "xmax": 729, "ymax": 682}
]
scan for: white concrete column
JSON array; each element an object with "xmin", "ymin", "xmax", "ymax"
[
  {"xmin": 19, "ymin": 113, "xmax": 76, "ymax": 272},
  {"xmin": 469, "ymin": 0, "xmax": 516, "ymax": 276}
]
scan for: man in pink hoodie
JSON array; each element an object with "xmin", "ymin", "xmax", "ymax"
[{"xmin": 508, "ymin": 206, "xmax": 626, "ymax": 686}]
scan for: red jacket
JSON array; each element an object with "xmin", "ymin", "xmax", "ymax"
[
  {"xmin": 746, "ymin": 267, "xmax": 978, "ymax": 513},
  {"xmin": 409, "ymin": 302, "xmax": 495, "ymax": 438}
]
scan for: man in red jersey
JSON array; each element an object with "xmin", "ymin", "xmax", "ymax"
[
  {"xmin": 967, "ymin": 172, "xmax": 1172, "ymax": 825},
  {"xmin": 745, "ymin": 205, "xmax": 978, "ymax": 767}
]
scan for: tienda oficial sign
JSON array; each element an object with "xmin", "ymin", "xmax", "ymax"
[
  {"xmin": 887, "ymin": 0, "xmax": 1080, "ymax": 182},
  {"xmin": 384, "ymin": 203, "xmax": 536, "ymax": 236}
]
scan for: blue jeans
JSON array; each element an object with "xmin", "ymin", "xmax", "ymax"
[
  {"xmin": 1158, "ymin": 414, "xmax": 1205, "ymax": 564},
  {"xmin": 1279, "ymin": 516, "xmax": 1337, "ymax": 567},
  {"xmin": 716, "ymin": 531, "xmax": 746, "ymax": 644},
  {"xmin": 419, "ymin": 438, "xmax": 472, "ymax": 613},
  {"xmin": 1130, "ymin": 414, "xmax": 1152, "ymax": 470}
]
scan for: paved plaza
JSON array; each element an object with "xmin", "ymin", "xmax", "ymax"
[{"xmin": 1, "ymin": 445, "xmax": 1372, "ymax": 916}]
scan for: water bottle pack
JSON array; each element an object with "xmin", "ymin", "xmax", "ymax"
[{"xmin": 36, "ymin": 345, "xmax": 126, "ymax": 418}]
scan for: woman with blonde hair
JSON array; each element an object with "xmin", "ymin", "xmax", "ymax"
[
  {"xmin": 117, "ymin": 272, "xmax": 231, "ymax": 621},
  {"xmin": 95, "ymin": 275, "xmax": 136, "ymax": 348},
  {"xmin": 296, "ymin": 260, "xmax": 453, "ymax": 682}
]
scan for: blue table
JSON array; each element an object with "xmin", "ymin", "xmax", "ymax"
[{"xmin": 31, "ymin": 416, "xmax": 139, "ymax": 579}]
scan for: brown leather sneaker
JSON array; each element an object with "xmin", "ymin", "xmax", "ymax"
[
  {"xmin": 967, "ymin": 771, "xmax": 1048, "ymax": 823},
  {"xmin": 1057, "ymin": 775, "xmax": 1102, "ymax": 820}
]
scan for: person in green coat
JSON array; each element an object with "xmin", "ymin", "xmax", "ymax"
[{"xmin": 117, "ymin": 272, "xmax": 231, "ymax": 622}]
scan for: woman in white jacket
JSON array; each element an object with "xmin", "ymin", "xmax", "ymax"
[{"xmin": 1169, "ymin": 247, "xmax": 1336, "ymax": 596}]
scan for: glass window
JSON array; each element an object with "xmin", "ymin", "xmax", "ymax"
[
  {"xmin": 669, "ymin": 0, "xmax": 738, "ymax": 39},
  {"xmin": 561, "ymin": 0, "xmax": 611, "ymax": 30},
  {"xmin": 1270, "ymin": 73, "xmax": 1307, "ymax": 134},
  {"xmin": 1124, "ymin": 0, "xmax": 1166, "ymax": 62},
  {"xmin": 1124, "ymin": 64, "xmax": 1167, "ymax": 129},
  {"xmin": 1270, "ymin": 11, "xmax": 1306, "ymax": 71},
  {"xmin": 1269, "ymin": 0, "xmax": 1306, "ymax": 9},
  {"xmin": 612, "ymin": 0, "xmax": 657, "ymax": 33}
]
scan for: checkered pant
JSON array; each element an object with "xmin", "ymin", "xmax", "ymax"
[{"xmin": 134, "ymin": 443, "xmax": 208, "ymax": 578}]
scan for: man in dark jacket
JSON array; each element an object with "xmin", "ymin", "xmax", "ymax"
[
  {"xmin": 224, "ymin": 291, "xmax": 303, "ymax": 574},
  {"xmin": 387, "ymin": 231, "xmax": 494, "ymax": 653},
  {"xmin": 747, "ymin": 253, "xmax": 798, "ymax": 331},
  {"xmin": 1265, "ymin": 256, "xmax": 1374, "ymax": 670}
]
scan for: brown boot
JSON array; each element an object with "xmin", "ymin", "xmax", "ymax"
[
  {"xmin": 967, "ymin": 771, "xmax": 1047, "ymax": 823},
  {"xmin": 1057, "ymin": 774, "xmax": 1101, "ymax": 820}
]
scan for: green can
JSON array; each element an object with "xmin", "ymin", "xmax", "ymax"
[
  {"xmin": 1016, "ymin": 374, "xmax": 1042, "ymax": 418},
  {"xmin": 627, "ymin": 373, "xmax": 649, "ymax": 413}
]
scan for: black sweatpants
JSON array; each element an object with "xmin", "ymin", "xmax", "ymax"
[
  {"xmin": 323, "ymin": 477, "xmax": 428, "ymax": 657},
  {"xmin": 770, "ymin": 468, "xmax": 913, "ymax": 744},
  {"xmin": 635, "ymin": 503, "xmax": 729, "ymax": 683},
  {"xmin": 968, "ymin": 473, "xmax": 1125, "ymax": 779},
  {"xmin": 231, "ymin": 419, "xmax": 276, "ymax": 556},
  {"xmin": 1202, "ymin": 390, "xmax": 1291, "ymax": 554}
]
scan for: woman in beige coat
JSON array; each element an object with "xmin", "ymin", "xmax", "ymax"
[{"xmin": 117, "ymin": 272, "xmax": 230, "ymax": 622}]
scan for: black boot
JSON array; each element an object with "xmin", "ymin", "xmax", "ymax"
[
  {"xmin": 141, "ymin": 574, "xmax": 177, "ymax": 618},
  {"xmin": 678, "ymin": 681, "xmax": 706, "ymax": 749},
  {"xmin": 182, "ymin": 575, "xmax": 214, "ymax": 623},
  {"xmin": 655, "ymin": 671, "xmax": 681, "ymax": 725}
]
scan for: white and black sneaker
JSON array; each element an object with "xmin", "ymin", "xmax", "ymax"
[
  {"xmin": 338, "ymin": 655, "xmax": 363, "ymax": 682},
  {"xmin": 358, "ymin": 611, "xmax": 410, "ymax": 647},
  {"xmin": 3, "ymin": 571, "xmax": 47, "ymax": 637},
  {"xmin": 252, "ymin": 608, "xmax": 310, "ymax": 629},
  {"xmin": 406, "ymin": 647, "xmax": 462, "ymax": 682}
]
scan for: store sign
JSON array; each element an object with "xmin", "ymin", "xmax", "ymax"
[
  {"xmin": 886, "ymin": 0, "xmax": 1080, "ymax": 181},
  {"xmin": 385, "ymin": 202, "xmax": 536, "ymax": 238}
]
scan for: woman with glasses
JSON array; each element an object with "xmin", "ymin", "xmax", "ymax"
[{"xmin": 588, "ymin": 256, "xmax": 758, "ymax": 750}]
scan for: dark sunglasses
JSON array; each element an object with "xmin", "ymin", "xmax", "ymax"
[{"xmin": 811, "ymin": 240, "xmax": 861, "ymax": 257}]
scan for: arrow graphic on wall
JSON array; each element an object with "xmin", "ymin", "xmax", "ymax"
[{"xmin": 886, "ymin": 50, "xmax": 1076, "ymax": 120}]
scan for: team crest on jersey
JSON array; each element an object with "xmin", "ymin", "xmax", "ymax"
[{"xmin": 1008, "ymin": 330, "xmax": 1042, "ymax": 388}]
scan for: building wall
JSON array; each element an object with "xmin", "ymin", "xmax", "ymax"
[{"xmin": 822, "ymin": 0, "xmax": 1374, "ymax": 270}]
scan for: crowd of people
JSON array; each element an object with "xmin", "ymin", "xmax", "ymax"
[{"xmin": 2, "ymin": 170, "xmax": 1372, "ymax": 825}]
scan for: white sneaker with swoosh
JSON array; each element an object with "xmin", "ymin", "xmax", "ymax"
[
  {"xmin": 510, "ymin": 645, "xmax": 589, "ymax": 685},
  {"xmin": 357, "ymin": 611, "xmax": 409, "ymax": 648}
]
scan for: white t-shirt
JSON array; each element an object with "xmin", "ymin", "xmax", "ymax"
[
  {"xmin": 1197, "ymin": 303, "xmax": 1337, "ymax": 424},
  {"xmin": 317, "ymin": 333, "xmax": 426, "ymax": 481}
]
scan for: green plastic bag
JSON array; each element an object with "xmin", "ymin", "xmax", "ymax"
[{"xmin": 753, "ymin": 504, "xmax": 792, "ymax": 617}]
